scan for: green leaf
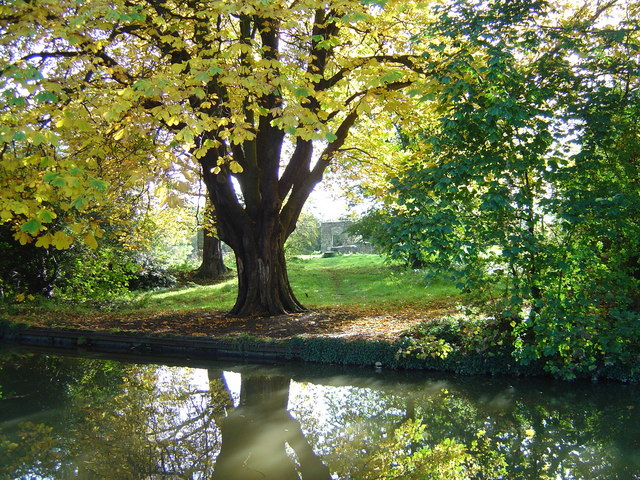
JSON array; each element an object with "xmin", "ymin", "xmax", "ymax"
[
  {"xmin": 293, "ymin": 87, "xmax": 310, "ymax": 97},
  {"xmin": 378, "ymin": 70, "xmax": 404, "ymax": 84},
  {"xmin": 43, "ymin": 172, "xmax": 59, "ymax": 183},
  {"xmin": 71, "ymin": 196, "xmax": 88, "ymax": 210},
  {"xmin": 194, "ymin": 72, "xmax": 212, "ymax": 83},
  {"xmin": 21, "ymin": 219, "xmax": 42, "ymax": 235},
  {"xmin": 35, "ymin": 91, "xmax": 59, "ymax": 103},
  {"xmin": 51, "ymin": 177, "xmax": 67, "ymax": 188},
  {"xmin": 89, "ymin": 178, "xmax": 108, "ymax": 192},
  {"xmin": 12, "ymin": 131, "xmax": 27, "ymax": 141},
  {"xmin": 37, "ymin": 210, "xmax": 56, "ymax": 223},
  {"xmin": 9, "ymin": 97, "xmax": 27, "ymax": 107}
]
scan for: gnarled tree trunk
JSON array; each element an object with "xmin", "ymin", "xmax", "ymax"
[
  {"xmin": 195, "ymin": 10, "xmax": 360, "ymax": 317},
  {"xmin": 230, "ymin": 226, "xmax": 304, "ymax": 316}
]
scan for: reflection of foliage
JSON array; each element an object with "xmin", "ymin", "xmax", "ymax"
[
  {"xmin": 2, "ymin": 353, "xmax": 640, "ymax": 479},
  {"xmin": 0, "ymin": 354, "xmax": 127, "ymax": 478},
  {"xmin": 290, "ymin": 378, "xmax": 640, "ymax": 480},
  {"xmin": 368, "ymin": 420, "xmax": 506, "ymax": 480},
  {"xmin": 289, "ymin": 383, "xmax": 506, "ymax": 479},
  {"xmin": 70, "ymin": 367, "xmax": 224, "ymax": 478},
  {"xmin": 0, "ymin": 357, "xmax": 226, "ymax": 478},
  {"xmin": 0, "ymin": 422, "xmax": 66, "ymax": 478}
]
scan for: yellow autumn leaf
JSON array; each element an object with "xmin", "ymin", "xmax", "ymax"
[
  {"xmin": 113, "ymin": 128, "xmax": 126, "ymax": 141},
  {"xmin": 525, "ymin": 429, "xmax": 535, "ymax": 437},
  {"xmin": 51, "ymin": 231, "xmax": 73, "ymax": 250},
  {"xmin": 193, "ymin": 147, "xmax": 208, "ymax": 159},
  {"xmin": 229, "ymin": 161, "xmax": 243, "ymax": 174},
  {"xmin": 357, "ymin": 100, "xmax": 372, "ymax": 115},
  {"xmin": 171, "ymin": 63, "xmax": 185, "ymax": 74},
  {"xmin": 14, "ymin": 231, "xmax": 32, "ymax": 245},
  {"xmin": 84, "ymin": 232, "xmax": 98, "ymax": 249},
  {"xmin": 35, "ymin": 233, "xmax": 53, "ymax": 248},
  {"xmin": 93, "ymin": 225, "xmax": 105, "ymax": 238}
]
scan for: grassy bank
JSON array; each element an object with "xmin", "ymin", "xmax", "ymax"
[
  {"xmin": 2, "ymin": 254, "xmax": 638, "ymax": 382},
  {"xmin": 2, "ymin": 254, "xmax": 460, "ymax": 319}
]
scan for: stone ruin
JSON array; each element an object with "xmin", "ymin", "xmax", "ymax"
[{"xmin": 319, "ymin": 221, "xmax": 375, "ymax": 254}]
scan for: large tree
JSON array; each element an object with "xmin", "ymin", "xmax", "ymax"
[{"xmin": 0, "ymin": 0, "xmax": 446, "ymax": 315}]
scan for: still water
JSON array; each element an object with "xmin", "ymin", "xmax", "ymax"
[{"xmin": 0, "ymin": 347, "xmax": 639, "ymax": 480}]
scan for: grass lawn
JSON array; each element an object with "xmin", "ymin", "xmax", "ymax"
[
  {"xmin": 287, "ymin": 254, "xmax": 458, "ymax": 309},
  {"xmin": 137, "ymin": 254, "xmax": 459, "ymax": 314},
  {"xmin": 3, "ymin": 254, "xmax": 461, "ymax": 322}
]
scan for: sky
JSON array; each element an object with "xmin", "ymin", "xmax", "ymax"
[{"xmin": 305, "ymin": 183, "xmax": 350, "ymax": 222}]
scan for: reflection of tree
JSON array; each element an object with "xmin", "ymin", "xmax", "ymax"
[
  {"xmin": 211, "ymin": 372, "xmax": 331, "ymax": 480},
  {"xmin": 0, "ymin": 356, "xmax": 331, "ymax": 479},
  {"xmin": 71, "ymin": 367, "xmax": 224, "ymax": 478},
  {"xmin": 2, "ymin": 353, "xmax": 640, "ymax": 479},
  {"xmin": 290, "ymin": 383, "xmax": 503, "ymax": 480},
  {"xmin": 0, "ymin": 353, "xmax": 127, "ymax": 478}
]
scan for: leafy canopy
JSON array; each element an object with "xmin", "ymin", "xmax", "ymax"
[{"xmin": 0, "ymin": 0, "xmax": 449, "ymax": 250}]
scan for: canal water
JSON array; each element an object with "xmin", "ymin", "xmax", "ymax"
[{"xmin": 0, "ymin": 347, "xmax": 638, "ymax": 479}]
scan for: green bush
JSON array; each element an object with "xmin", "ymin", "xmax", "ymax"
[{"xmin": 56, "ymin": 245, "xmax": 137, "ymax": 301}]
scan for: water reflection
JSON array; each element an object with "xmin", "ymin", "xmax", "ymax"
[
  {"xmin": 211, "ymin": 372, "xmax": 330, "ymax": 480},
  {"xmin": 0, "ymin": 348, "xmax": 638, "ymax": 479}
]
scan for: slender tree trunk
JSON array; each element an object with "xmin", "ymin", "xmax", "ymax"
[{"xmin": 194, "ymin": 231, "xmax": 229, "ymax": 280}]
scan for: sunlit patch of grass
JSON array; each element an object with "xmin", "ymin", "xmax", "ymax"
[
  {"xmin": 131, "ymin": 254, "xmax": 460, "ymax": 314},
  {"xmin": 288, "ymin": 254, "xmax": 460, "ymax": 309},
  {"xmin": 129, "ymin": 278, "xmax": 238, "ymax": 313}
]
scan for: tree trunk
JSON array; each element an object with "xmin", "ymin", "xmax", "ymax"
[
  {"xmin": 229, "ymin": 226, "xmax": 305, "ymax": 317},
  {"xmin": 194, "ymin": 231, "xmax": 229, "ymax": 280}
]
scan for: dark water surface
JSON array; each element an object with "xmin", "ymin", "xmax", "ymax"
[{"xmin": 0, "ymin": 346, "xmax": 639, "ymax": 479}]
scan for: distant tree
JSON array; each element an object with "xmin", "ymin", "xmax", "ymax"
[
  {"xmin": 194, "ymin": 202, "xmax": 229, "ymax": 280},
  {"xmin": 285, "ymin": 212, "xmax": 321, "ymax": 255},
  {"xmin": 194, "ymin": 232, "xmax": 229, "ymax": 280}
]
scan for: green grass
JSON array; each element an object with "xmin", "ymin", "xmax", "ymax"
[
  {"xmin": 130, "ymin": 254, "xmax": 459, "ymax": 314},
  {"xmin": 6, "ymin": 254, "xmax": 461, "ymax": 318},
  {"xmin": 133, "ymin": 278, "xmax": 238, "ymax": 313},
  {"xmin": 287, "ymin": 254, "xmax": 458, "ymax": 309}
]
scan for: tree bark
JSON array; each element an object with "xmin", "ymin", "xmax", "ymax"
[
  {"xmin": 229, "ymin": 223, "xmax": 305, "ymax": 317},
  {"xmin": 194, "ymin": 231, "xmax": 229, "ymax": 280}
]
